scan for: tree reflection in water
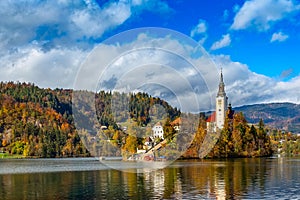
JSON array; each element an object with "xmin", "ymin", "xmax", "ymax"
[{"xmin": 0, "ymin": 157, "xmax": 299, "ymax": 199}]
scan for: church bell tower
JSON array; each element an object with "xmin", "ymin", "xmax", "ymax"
[{"xmin": 216, "ymin": 69, "xmax": 228, "ymax": 129}]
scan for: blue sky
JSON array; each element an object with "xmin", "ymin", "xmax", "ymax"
[
  {"xmin": 98, "ymin": 0, "xmax": 300, "ymax": 79},
  {"xmin": 1, "ymin": 0, "xmax": 300, "ymax": 108}
]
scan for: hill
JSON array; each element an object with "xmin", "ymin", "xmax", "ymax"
[
  {"xmin": 234, "ymin": 103, "xmax": 300, "ymax": 133},
  {"xmin": 0, "ymin": 82, "xmax": 180, "ymax": 158}
]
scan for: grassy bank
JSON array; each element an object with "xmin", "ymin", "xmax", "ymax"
[{"xmin": 0, "ymin": 152, "xmax": 24, "ymax": 159}]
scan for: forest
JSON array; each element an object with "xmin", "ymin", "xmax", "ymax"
[
  {"xmin": 0, "ymin": 82, "xmax": 84, "ymax": 157},
  {"xmin": 184, "ymin": 113, "xmax": 274, "ymax": 158},
  {"xmin": 0, "ymin": 81, "xmax": 298, "ymax": 158},
  {"xmin": 0, "ymin": 82, "xmax": 180, "ymax": 158}
]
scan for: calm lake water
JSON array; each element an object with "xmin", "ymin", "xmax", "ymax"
[{"xmin": 0, "ymin": 157, "xmax": 299, "ymax": 199}]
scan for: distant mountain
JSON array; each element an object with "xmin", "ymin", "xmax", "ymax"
[{"xmin": 234, "ymin": 103, "xmax": 300, "ymax": 133}]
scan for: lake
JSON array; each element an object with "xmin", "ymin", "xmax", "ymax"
[{"xmin": 0, "ymin": 157, "xmax": 299, "ymax": 199}]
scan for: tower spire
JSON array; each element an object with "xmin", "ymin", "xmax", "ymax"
[
  {"xmin": 217, "ymin": 68, "xmax": 226, "ymax": 97},
  {"xmin": 220, "ymin": 67, "xmax": 223, "ymax": 82}
]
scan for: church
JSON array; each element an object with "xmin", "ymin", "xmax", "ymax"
[{"xmin": 206, "ymin": 70, "xmax": 234, "ymax": 132}]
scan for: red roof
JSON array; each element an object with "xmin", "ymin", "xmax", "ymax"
[
  {"xmin": 206, "ymin": 112, "xmax": 216, "ymax": 122},
  {"xmin": 170, "ymin": 117, "xmax": 181, "ymax": 125}
]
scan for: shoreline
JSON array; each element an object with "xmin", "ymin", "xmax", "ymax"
[{"xmin": 2, "ymin": 153, "xmax": 299, "ymax": 160}]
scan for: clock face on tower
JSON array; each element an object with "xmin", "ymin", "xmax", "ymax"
[{"xmin": 218, "ymin": 99, "xmax": 222, "ymax": 106}]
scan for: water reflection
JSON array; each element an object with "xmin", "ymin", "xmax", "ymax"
[{"xmin": 0, "ymin": 158, "xmax": 300, "ymax": 199}]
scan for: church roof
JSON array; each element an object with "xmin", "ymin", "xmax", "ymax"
[
  {"xmin": 170, "ymin": 117, "xmax": 181, "ymax": 125},
  {"xmin": 145, "ymin": 136, "xmax": 152, "ymax": 142},
  {"xmin": 154, "ymin": 122, "xmax": 162, "ymax": 127},
  {"xmin": 206, "ymin": 112, "xmax": 216, "ymax": 122}
]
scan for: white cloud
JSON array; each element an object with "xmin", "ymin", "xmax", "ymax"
[
  {"xmin": 73, "ymin": 31, "xmax": 219, "ymax": 112},
  {"xmin": 213, "ymin": 55, "xmax": 300, "ymax": 106},
  {"xmin": 210, "ymin": 34, "xmax": 231, "ymax": 51},
  {"xmin": 71, "ymin": 1, "xmax": 133, "ymax": 39},
  {"xmin": 12, "ymin": 32, "xmax": 300, "ymax": 110},
  {"xmin": 80, "ymin": 32, "xmax": 300, "ymax": 111},
  {"xmin": 271, "ymin": 31, "xmax": 289, "ymax": 42},
  {"xmin": 0, "ymin": 47, "xmax": 87, "ymax": 89},
  {"xmin": 190, "ymin": 19, "xmax": 208, "ymax": 45},
  {"xmin": 0, "ymin": 0, "xmax": 171, "ymax": 52},
  {"xmin": 190, "ymin": 19, "xmax": 207, "ymax": 37},
  {"xmin": 2, "ymin": 28, "xmax": 300, "ymax": 111},
  {"xmin": 0, "ymin": 0, "xmax": 172, "ymax": 87},
  {"xmin": 230, "ymin": 0, "xmax": 300, "ymax": 31}
]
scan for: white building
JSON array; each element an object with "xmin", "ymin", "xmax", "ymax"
[{"xmin": 152, "ymin": 122, "xmax": 164, "ymax": 139}]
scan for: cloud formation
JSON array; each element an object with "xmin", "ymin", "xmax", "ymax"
[
  {"xmin": 190, "ymin": 19, "xmax": 207, "ymax": 36},
  {"xmin": 0, "ymin": 0, "xmax": 171, "ymax": 51},
  {"xmin": 77, "ymin": 32, "xmax": 300, "ymax": 112},
  {"xmin": 210, "ymin": 34, "xmax": 231, "ymax": 51},
  {"xmin": 230, "ymin": 0, "xmax": 300, "ymax": 31},
  {"xmin": 2, "ymin": 27, "xmax": 300, "ymax": 110},
  {"xmin": 75, "ymin": 30, "xmax": 218, "ymax": 112},
  {"xmin": 271, "ymin": 32, "xmax": 289, "ymax": 42},
  {"xmin": 0, "ymin": 47, "xmax": 86, "ymax": 88},
  {"xmin": 190, "ymin": 19, "xmax": 208, "ymax": 44},
  {"xmin": 0, "ymin": 0, "xmax": 171, "ymax": 88},
  {"xmin": 214, "ymin": 55, "xmax": 300, "ymax": 107}
]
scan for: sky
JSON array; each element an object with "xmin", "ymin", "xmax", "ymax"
[{"xmin": 1, "ymin": 0, "xmax": 300, "ymax": 111}]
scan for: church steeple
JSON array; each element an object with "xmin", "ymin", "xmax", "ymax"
[
  {"xmin": 215, "ymin": 68, "xmax": 228, "ymax": 130},
  {"xmin": 217, "ymin": 68, "xmax": 226, "ymax": 97},
  {"xmin": 207, "ymin": 68, "xmax": 231, "ymax": 132}
]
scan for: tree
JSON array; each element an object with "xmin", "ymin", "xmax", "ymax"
[{"xmin": 122, "ymin": 135, "xmax": 137, "ymax": 155}]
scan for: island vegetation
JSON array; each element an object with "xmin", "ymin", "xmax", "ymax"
[{"xmin": 0, "ymin": 81, "xmax": 299, "ymax": 159}]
